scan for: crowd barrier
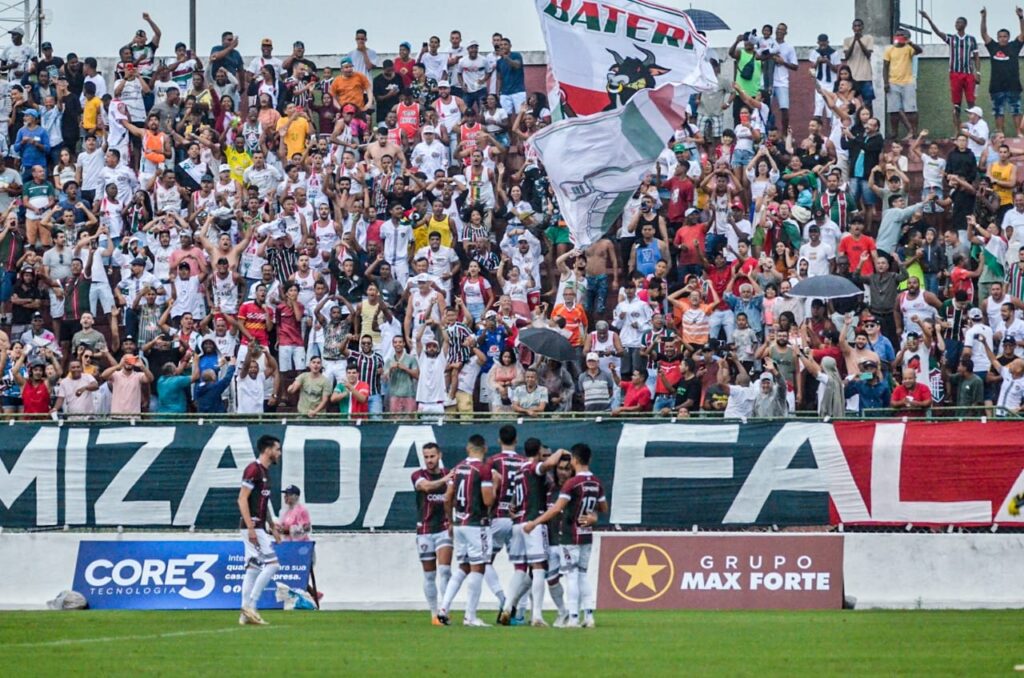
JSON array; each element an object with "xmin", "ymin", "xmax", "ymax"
[{"xmin": 2, "ymin": 420, "xmax": 1022, "ymax": 530}]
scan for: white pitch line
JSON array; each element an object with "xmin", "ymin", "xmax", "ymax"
[{"xmin": 7, "ymin": 625, "xmax": 290, "ymax": 648}]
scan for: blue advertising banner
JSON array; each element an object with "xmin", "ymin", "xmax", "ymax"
[{"xmin": 72, "ymin": 540, "xmax": 314, "ymax": 610}]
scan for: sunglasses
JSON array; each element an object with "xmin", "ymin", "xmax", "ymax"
[{"xmin": 863, "ymin": 322, "xmax": 878, "ymax": 327}]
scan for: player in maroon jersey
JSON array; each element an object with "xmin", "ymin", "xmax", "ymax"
[
  {"xmin": 498, "ymin": 438, "xmax": 566, "ymax": 626},
  {"xmin": 486, "ymin": 423, "xmax": 526, "ymax": 619},
  {"xmin": 544, "ymin": 450, "xmax": 575, "ymax": 626},
  {"xmin": 411, "ymin": 442, "xmax": 454, "ymax": 625},
  {"xmin": 237, "ymin": 434, "xmax": 282, "ymax": 626},
  {"xmin": 524, "ymin": 442, "xmax": 607, "ymax": 628},
  {"xmin": 437, "ymin": 434, "xmax": 496, "ymax": 626}
]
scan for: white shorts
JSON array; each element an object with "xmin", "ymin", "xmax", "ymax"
[
  {"xmin": 546, "ymin": 544, "xmax": 562, "ymax": 579},
  {"xmin": 322, "ymin": 358, "xmax": 347, "ymax": 386},
  {"xmin": 416, "ymin": 530, "xmax": 453, "ymax": 561},
  {"xmin": 489, "ymin": 517, "xmax": 513, "ymax": 554},
  {"xmin": 418, "ymin": 402, "xmax": 445, "ymax": 414},
  {"xmin": 524, "ymin": 523, "xmax": 548, "ymax": 564},
  {"xmin": 507, "ymin": 523, "xmax": 526, "ymax": 562},
  {"xmin": 240, "ymin": 527, "xmax": 277, "ymax": 567},
  {"xmin": 278, "ymin": 344, "xmax": 306, "ymax": 372},
  {"xmin": 560, "ymin": 543, "xmax": 593, "ymax": 573},
  {"xmin": 453, "ymin": 525, "xmax": 490, "ymax": 565}
]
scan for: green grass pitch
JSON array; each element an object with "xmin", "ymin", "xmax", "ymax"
[{"xmin": 0, "ymin": 610, "xmax": 1020, "ymax": 676}]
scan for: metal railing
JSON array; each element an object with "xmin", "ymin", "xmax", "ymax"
[{"xmin": 9, "ymin": 405, "xmax": 1017, "ymax": 425}]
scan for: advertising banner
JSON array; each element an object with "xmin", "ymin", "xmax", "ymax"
[
  {"xmin": 2, "ymin": 421, "xmax": 1023, "ymax": 530},
  {"xmin": 598, "ymin": 535, "xmax": 844, "ymax": 610},
  {"xmin": 72, "ymin": 540, "xmax": 314, "ymax": 610}
]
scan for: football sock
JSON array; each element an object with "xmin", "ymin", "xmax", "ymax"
[
  {"xmin": 515, "ymin": 571, "xmax": 532, "ymax": 611},
  {"xmin": 530, "ymin": 571, "xmax": 546, "ymax": 621},
  {"xmin": 484, "ymin": 564, "xmax": 505, "ymax": 605},
  {"xmin": 441, "ymin": 567, "xmax": 467, "ymax": 613},
  {"xmin": 423, "ymin": 571, "xmax": 438, "ymax": 616},
  {"xmin": 465, "ymin": 571, "xmax": 484, "ymax": 621},
  {"xmin": 579, "ymin": 571, "xmax": 593, "ymax": 617},
  {"xmin": 565, "ymin": 569, "xmax": 581, "ymax": 618},
  {"xmin": 248, "ymin": 561, "xmax": 280, "ymax": 609},
  {"xmin": 504, "ymin": 569, "xmax": 527, "ymax": 612},
  {"xmin": 437, "ymin": 565, "xmax": 452, "ymax": 611},
  {"xmin": 548, "ymin": 580, "xmax": 566, "ymax": 616},
  {"xmin": 241, "ymin": 565, "xmax": 259, "ymax": 607}
]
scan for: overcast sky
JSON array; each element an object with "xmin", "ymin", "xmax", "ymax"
[{"xmin": 30, "ymin": 0, "xmax": 1024, "ymax": 57}]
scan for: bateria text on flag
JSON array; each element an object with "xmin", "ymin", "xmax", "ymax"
[{"xmin": 536, "ymin": 0, "xmax": 711, "ymax": 117}]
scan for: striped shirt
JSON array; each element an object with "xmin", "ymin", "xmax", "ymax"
[
  {"xmin": 945, "ymin": 33, "xmax": 978, "ymax": 73},
  {"xmin": 349, "ymin": 348, "xmax": 384, "ymax": 395},
  {"xmin": 1006, "ymin": 262, "xmax": 1024, "ymax": 301},
  {"xmin": 445, "ymin": 322, "xmax": 473, "ymax": 365}
]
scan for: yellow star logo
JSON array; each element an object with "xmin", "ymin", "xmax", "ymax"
[
  {"xmin": 618, "ymin": 548, "xmax": 667, "ymax": 593},
  {"xmin": 608, "ymin": 543, "xmax": 674, "ymax": 603}
]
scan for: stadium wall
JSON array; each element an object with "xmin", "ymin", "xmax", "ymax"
[{"xmin": 1, "ymin": 531, "xmax": 1021, "ymax": 610}]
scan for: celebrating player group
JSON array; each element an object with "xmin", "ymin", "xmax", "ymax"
[{"xmin": 414, "ymin": 424, "xmax": 608, "ymax": 628}]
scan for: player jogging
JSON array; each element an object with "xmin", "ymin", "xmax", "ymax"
[
  {"xmin": 412, "ymin": 442, "xmax": 454, "ymax": 624},
  {"xmin": 486, "ymin": 424, "xmax": 526, "ymax": 618},
  {"xmin": 499, "ymin": 439, "xmax": 566, "ymax": 627},
  {"xmin": 525, "ymin": 442, "xmax": 607, "ymax": 629},
  {"xmin": 437, "ymin": 434, "xmax": 496, "ymax": 627},
  {"xmin": 237, "ymin": 434, "xmax": 283, "ymax": 626}
]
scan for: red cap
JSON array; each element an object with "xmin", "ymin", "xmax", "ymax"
[
  {"xmin": 731, "ymin": 199, "xmax": 745, "ymax": 210},
  {"xmin": 342, "ymin": 104, "xmax": 356, "ymax": 113}
]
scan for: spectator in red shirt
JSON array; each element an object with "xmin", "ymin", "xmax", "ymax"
[
  {"xmin": 659, "ymin": 159, "xmax": 695, "ymax": 225},
  {"xmin": 890, "ymin": 367, "xmax": 932, "ymax": 416},
  {"xmin": 838, "ymin": 215, "xmax": 876, "ymax": 276},
  {"xmin": 236, "ymin": 284, "xmax": 274, "ymax": 363},
  {"xmin": 14, "ymin": 354, "xmax": 51, "ymax": 416},
  {"xmin": 652, "ymin": 341, "xmax": 683, "ymax": 413},
  {"xmin": 673, "ymin": 207, "xmax": 707, "ymax": 280},
  {"xmin": 704, "ymin": 249, "xmax": 736, "ymax": 342},
  {"xmin": 612, "ymin": 367, "xmax": 652, "ymax": 415}
]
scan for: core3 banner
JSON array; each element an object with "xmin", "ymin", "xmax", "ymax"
[
  {"xmin": 72, "ymin": 540, "xmax": 314, "ymax": 610},
  {"xmin": 2, "ymin": 422, "xmax": 1024, "ymax": 529}
]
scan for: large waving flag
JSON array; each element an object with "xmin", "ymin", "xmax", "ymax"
[
  {"xmin": 537, "ymin": 0, "xmax": 710, "ymax": 117},
  {"xmin": 531, "ymin": 0, "xmax": 714, "ymax": 247},
  {"xmin": 530, "ymin": 82, "xmax": 699, "ymax": 247}
]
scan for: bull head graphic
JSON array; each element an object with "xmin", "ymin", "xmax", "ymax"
[{"xmin": 603, "ymin": 44, "xmax": 670, "ymax": 111}]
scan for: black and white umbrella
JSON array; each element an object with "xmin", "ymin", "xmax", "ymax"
[{"xmin": 789, "ymin": 275, "xmax": 864, "ymax": 300}]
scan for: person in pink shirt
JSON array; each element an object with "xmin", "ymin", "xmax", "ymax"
[
  {"xmin": 276, "ymin": 485, "xmax": 311, "ymax": 541},
  {"xmin": 101, "ymin": 354, "xmax": 154, "ymax": 415}
]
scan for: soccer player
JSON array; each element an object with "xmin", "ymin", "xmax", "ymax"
[
  {"xmin": 545, "ymin": 449, "xmax": 575, "ymax": 626},
  {"xmin": 437, "ymin": 434, "xmax": 495, "ymax": 626},
  {"xmin": 524, "ymin": 442, "xmax": 607, "ymax": 628},
  {"xmin": 237, "ymin": 434, "xmax": 283, "ymax": 626},
  {"xmin": 499, "ymin": 439, "xmax": 566, "ymax": 627},
  {"xmin": 486, "ymin": 424, "xmax": 526, "ymax": 619},
  {"xmin": 412, "ymin": 442, "xmax": 454, "ymax": 624}
]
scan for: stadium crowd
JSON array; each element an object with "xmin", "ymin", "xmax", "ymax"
[{"xmin": 1, "ymin": 10, "xmax": 1023, "ymax": 420}]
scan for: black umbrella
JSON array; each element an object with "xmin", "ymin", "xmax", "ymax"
[
  {"xmin": 685, "ymin": 9, "xmax": 730, "ymax": 32},
  {"xmin": 789, "ymin": 275, "xmax": 864, "ymax": 300},
  {"xmin": 517, "ymin": 327, "xmax": 577, "ymax": 363}
]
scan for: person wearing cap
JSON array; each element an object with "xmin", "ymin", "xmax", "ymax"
[
  {"xmin": 577, "ymin": 350, "xmax": 613, "ymax": 412},
  {"xmin": 842, "ymin": 357, "xmax": 890, "ymax": 416},
  {"xmin": 456, "ymin": 40, "xmax": 494, "ymax": 112},
  {"xmin": 894, "ymin": 327, "xmax": 933, "ymax": 389},
  {"xmin": 20, "ymin": 308, "xmax": 58, "ymax": 356},
  {"xmin": 798, "ymin": 222, "xmax": 835, "ymax": 278},
  {"xmin": 962, "ymin": 306, "xmax": 996, "ymax": 402},
  {"xmin": 330, "ymin": 55, "xmax": 371, "ymax": 113},
  {"xmin": 10, "ymin": 348, "xmax": 53, "ymax": 416},
  {"xmin": 920, "ymin": 10, "xmax": 981, "ymax": 132},
  {"xmin": 839, "ymin": 313, "xmax": 882, "ymax": 379},
  {"xmin": 410, "ymin": 123, "xmax": 449, "ymax": 177},
  {"xmin": 277, "ymin": 486, "xmax": 312, "ymax": 542},
  {"xmin": 414, "ymin": 319, "xmax": 449, "ymax": 414},
  {"xmin": 432, "ymin": 80, "xmax": 466, "ymax": 160},
  {"xmin": 247, "ymin": 37, "xmax": 282, "ymax": 78},
  {"xmin": 1, "ymin": 26, "xmax": 33, "ymax": 81},
  {"xmin": 13, "ymin": 109, "xmax": 50, "ymax": 184}
]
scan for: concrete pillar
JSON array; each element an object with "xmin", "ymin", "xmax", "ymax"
[{"xmin": 853, "ymin": 0, "xmax": 897, "ymax": 128}]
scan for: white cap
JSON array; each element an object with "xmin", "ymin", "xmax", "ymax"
[
  {"xmin": 218, "ymin": 163, "xmax": 231, "ymax": 174},
  {"xmin": 422, "ymin": 125, "xmax": 437, "ymax": 135},
  {"xmin": 586, "ymin": 352, "xmax": 600, "ymax": 362},
  {"xmin": 437, "ymin": 80, "xmax": 451, "ymax": 88},
  {"xmin": 967, "ymin": 105, "xmax": 984, "ymax": 118}
]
